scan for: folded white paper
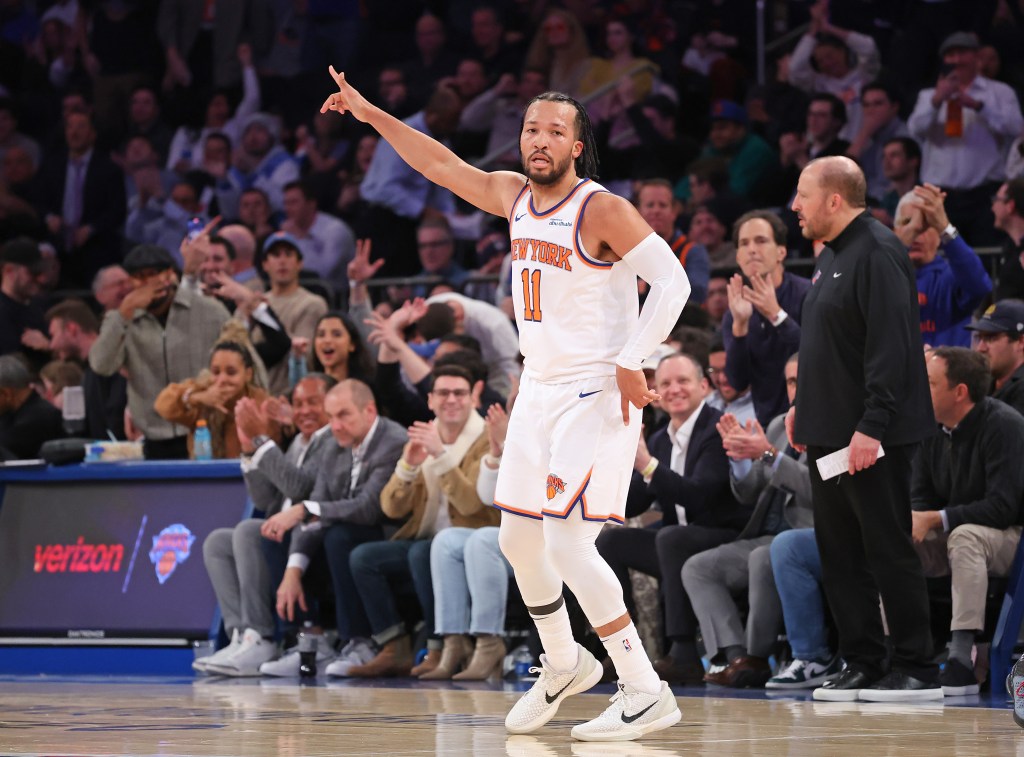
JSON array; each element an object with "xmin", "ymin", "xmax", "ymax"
[{"xmin": 816, "ymin": 444, "xmax": 885, "ymax": 480}]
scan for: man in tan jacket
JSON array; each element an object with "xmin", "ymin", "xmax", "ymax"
[{"xmin": 344, "ymin": 364, "xmax": 498, "ymax": 677}]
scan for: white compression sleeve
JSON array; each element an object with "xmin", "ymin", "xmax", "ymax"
[{"xmin": 616, "ymin": 232, "xmax": 691, "ymax": 371}]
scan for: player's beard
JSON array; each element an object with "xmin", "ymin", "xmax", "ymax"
[{"xmin": 523, "ymin": 151, "xmax": 575, "ymax": 186}]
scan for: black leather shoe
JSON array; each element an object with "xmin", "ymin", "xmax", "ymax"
[
  {"xmin": 811, "ymin": 667, "xmax": 875, "ymax": 701},
  {"xmin": 859, "ymin": 670, "xmax": 943, "ymax": 702}
]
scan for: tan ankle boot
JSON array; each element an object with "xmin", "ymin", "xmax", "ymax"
[
  {"xmin": 452, "ymin": 635, "xmax": 507, "ymax": 681},
  {"xmin": 419, "ymin": 634, "xmax": 473, "ymax": 680},
  {"xmin": 346, "ymin": 636, "xmax": 413, "ymax": 678},
  {"xmin": 410, "ymin": 647, "xmax": 442, "ymax": 677}
]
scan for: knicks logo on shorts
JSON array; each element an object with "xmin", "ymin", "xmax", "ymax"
[{"xmin": 546, "ymin": 474, "xmax": 566, "ymax": 500}]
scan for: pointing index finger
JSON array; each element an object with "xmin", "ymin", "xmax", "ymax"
[{"xmin": 329, "ymin": 65, "xmax": 344, "ymax": 85}]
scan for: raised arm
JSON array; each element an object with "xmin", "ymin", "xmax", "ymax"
[{"xmin": 321, "ymin": 67, "xmax": 524, "ymax": 218}]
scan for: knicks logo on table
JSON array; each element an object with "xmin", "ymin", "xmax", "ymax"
[{"xmin": 546, "ymin": 474, "xmax": 566, "ymax": 500}]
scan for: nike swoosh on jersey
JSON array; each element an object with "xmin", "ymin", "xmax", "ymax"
[
  {"xmin": 833, "ymin": 272, "xmax": 842, "ymax": 278},
  {"xmin": 514, "ymin": 213, "xmax": 527, "ymax": 222},
  {"xmin": 621, "ymin": 701, "xmax": 658, "ymax": 724},
  {"xmin": 579, "ymin": 390, "xmax": 602, "ymax": 398}
]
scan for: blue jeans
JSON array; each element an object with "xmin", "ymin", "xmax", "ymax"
[
  {"xmin": 770, "ymin": 528, "xmax": 830, "ymax": 661},
  {"xmin": 431, "ymin": 527, "xmax": 513, "ymax": 635},
  {"xmin": 350, "ymin": 538, "xmax": 434, "ymax": 645},
  {"xmin": 323, "ymin": 522, "xmax": 385, "ymax": 641}
]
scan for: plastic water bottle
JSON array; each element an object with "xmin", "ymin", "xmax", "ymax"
[
  {"xmin": 298, "ymin": 622, "xmax": 320, "ymax": 679},
  {"xmin": 512, "ymin": 645, "xmax": 534, "ymax": 680},
  {"xmin": 1011, "ymin": 652, "xmax": 1024, "ymax": 727},
  {"xmin": 193, "ymin": 419, "xmax": 213, "ymax": 461}
]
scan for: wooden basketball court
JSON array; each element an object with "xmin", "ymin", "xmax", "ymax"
[{"xmin": 0, "ymin": 677, "xmax": 1020, "ymax": 756}]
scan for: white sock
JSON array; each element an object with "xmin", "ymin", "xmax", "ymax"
[
  {"xmin": 531, "ymin": 603, "xmax": 579, "ymax": 672},
  {"xmin": 602, "ymin": 622, "xmax": 661, "ymax": 696}
]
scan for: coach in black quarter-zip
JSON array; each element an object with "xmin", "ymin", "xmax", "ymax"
[{"xmin": 787, "ymin": 156, "xmax": 941, "ymax": 703}]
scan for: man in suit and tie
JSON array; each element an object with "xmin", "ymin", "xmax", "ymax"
[
  {"xmin": 198, "ymin": 373, "xmax": 336, "ymax": 676},
  {"xmin": 596, "ymin": 352, "xmax": 749, "ymax": 685},
  {"xmin": 682, "ymin": 353, "xmax": 826, "ymax": 688},
  {"xmin": 261, "ymin": 378, "xmax": 408, "ymax": 677},
  {"xmin": 36, "ymin": 112, "xmax": 126, "ymax": 289}
]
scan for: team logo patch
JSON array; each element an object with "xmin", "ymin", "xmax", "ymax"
[
  {"xmin": 148, "ymin": 523, "xmax": 195, "ymax": 584},
  {"xmin": 623, "ymin": 639, "xmax": 632, "ymax": 653},
  {"xmin": 811, "ymin": 270, "xmax": 822, "ymax": 286},
  {"xmin": 546, "ymin": 474, "xmax": 567, "ymax": 500}
]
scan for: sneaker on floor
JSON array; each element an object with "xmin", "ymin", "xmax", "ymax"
[
  {"xmin": 858, "ymin": 670, "xmax": 943, "ymax": 702},
  {"xmin": 812, "ymin": 667, "xmax": 875, "ymax": 702},
  {"xmin": 505, "ymin": 643, "xmax": 602, "ymax": 735},
  {"xmin": 570, "ymin": 681, "xmax": 681, "ymax": 742},
  {"xmin": 206, "ymin": 628, "xmax": 279, "ymax": 677},
  {"xmin": 259, "ymin": 635, "xmax": 337, "ymax": 677},
  {"xmin": 324, "ymin": 638, "xmax": 376, "ymax": 677},
  {"xmin": 767, "ymin": 655, "xmax": 842, "ymax": 690},
  {"xmin": 939, "ymin": 658, "xmax": 980, "ymax": 697},
  {"xmin": 192, "ymin": 629, "xmax": 242, "ymax": 674}
]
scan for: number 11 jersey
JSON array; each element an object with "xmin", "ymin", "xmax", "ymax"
[{"xmin": 508, "ymin": 178, "xmax": 639, "ymax": 383}]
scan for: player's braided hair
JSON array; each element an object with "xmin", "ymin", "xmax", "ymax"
[{"xmin": 519, "ymin": 91, "xmax": 600, "ymax": 180}]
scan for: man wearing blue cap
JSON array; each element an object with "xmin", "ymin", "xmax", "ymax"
[{"xmin": 968, "ymin": 299, "xmax": 1024, "ymax": 416}]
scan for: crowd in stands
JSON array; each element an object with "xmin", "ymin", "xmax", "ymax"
[{"xmin": 3, "ymin": 0, "xmax": 1024, "ymax": 694}]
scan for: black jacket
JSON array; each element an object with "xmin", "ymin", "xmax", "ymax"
[
  {"xmin": 0, "ymin": 391, "xmax": 64, "ymax": 460},
  {"xmin": 994, "ymin": 362, "xmax": 1024, "ymax": 418},
  {"xmin": 911, "ymin": 398, "xmax": 1024, "ymax": 530},
  {"xmin": 625, "ymin": 403, "xmax": 749, "ymax": 530},
  {"xmin": 722, "ymin": 271, "xmax": 811, "ymax": 426},
  {"xmin": 794, "ymin": 211, "xmax": 935, "ymax": 447}
]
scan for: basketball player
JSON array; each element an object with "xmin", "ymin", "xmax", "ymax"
[{"xmin": 322, "ymin": 67, "xmax": 689, "ymax": 742}]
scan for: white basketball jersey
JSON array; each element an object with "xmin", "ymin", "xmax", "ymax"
[{"xmin": 508, "ymin": 179, "xmax": 639, "ymax": 383}]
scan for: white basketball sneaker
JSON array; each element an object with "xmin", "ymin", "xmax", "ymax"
[
  {"xmin": 570, "ymin": 681, "xmax": 680, "ymax": 742},
  {"xmin": 505, "ymin": 643, "xmax": 603, "ymax": 735},
  {"xmin": 259, "ymin": 635, "xmax": 337, "ymax": 677},
  {"xmin": 192, "ymin": 629, "xmax": 242, "ymax": 674},
  {"xmin": 206, "ymin": 628, "xmax": 278, "ymax": 676}
]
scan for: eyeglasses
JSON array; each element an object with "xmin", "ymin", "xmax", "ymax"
[{"xmin": 432, "ymin": 388, "xmax": 470, "ymax": 399}]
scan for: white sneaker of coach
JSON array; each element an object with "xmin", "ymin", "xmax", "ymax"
[
  {"xmin": 570, "ymin": 681, "xmax": 681, "ymax": 742},
  {"xmin": 206, "ymin": 628, "xmax": 279, "ymax": 676},
  {"xmin": 192, "ymin": 629, "xmax": 243, "ymax": 674}
]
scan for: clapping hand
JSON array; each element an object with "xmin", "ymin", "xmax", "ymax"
[
  {"xmin": 407, "ymin": 420, "xmax": 444, "ymax": 458},
  {"xmin": 235, "ymin": 396, "xmax": 270, "ymax": 450},
  {"xmin": 484, "ymin": 403, "xmax": 509, "ymax": 457},
  {"xmin": 262, "ymin": 395, "xmax": 294, "ymax": 427},
  {"xmin": 743, "ymin": 273, "xmax": 782, "ymax": 322}
]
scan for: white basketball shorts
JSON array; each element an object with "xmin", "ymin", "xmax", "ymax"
[{"xmin": 493, "ymin": 373, "xmax": 642, "ymax": 524}]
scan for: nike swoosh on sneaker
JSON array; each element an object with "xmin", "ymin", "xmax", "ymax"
[
  {"xmin": 578, "ymin": 390, "xmax": 602, "ymax": 398},
  {"xmin": 620, "ymin": 701, "xmax": 658, "ymax": 724},
  {"xmin": 544, "ymin": 674, "xmax": 578, "ymax": 704},
  {"xmin": 515, "ymin": 213, "xmax": 527, "ymax": 222}
]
